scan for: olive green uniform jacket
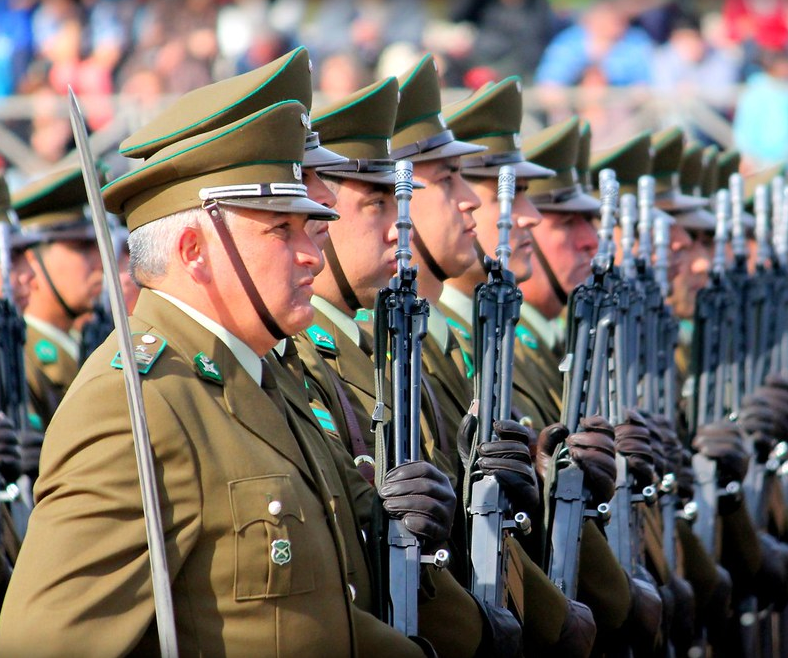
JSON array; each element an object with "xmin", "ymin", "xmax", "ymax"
[
  {"xmin": 23, "ymin": 322, "xmax": 79, "ymax": 429},
  {"xmin": 0, "ymin": 290, "xmax": 418, "ymax": 658}
]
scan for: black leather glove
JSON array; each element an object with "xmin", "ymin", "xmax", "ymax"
[
  {"xmin": 0, "ymin": 411, "xmax": 21, "ymax": 483},
  {"xmin": 379, "ymin": 461, "xmax": 456, "ymax": 550},
  {"xmin": 567, "ymin": 416, "xmax": 618, "ymax": 504},
  {"xmin": 738, "ymin": 392, "xmax": 780, "ymax": 462},
  {"xmin": 614, "ymin": 409, "xmax": 656, "ymax": 489},
  {"xmin": 754, "ymin": 531, "xmax": 788, "ymax": 611},
  {"xmin": 705, "ymin": 565, "xmax": 733, "ymax": 651},
  {"xmin": 666, "ymin": 574, "xmax": 696, "ymax": 656},
  {"xmin": 475, "ymin": 419, "xmax": 540, "ymax": 516},
  {"xmin": 19, "ymin": 428, "xmax": 44, "ymax": 482},
  {"xmin": 469, "ymin": 592, "xmax": 523, "ymax": 658},
  {"xmin": 692, "ymin": 420, "xmax": 750, "ymax": 486},
  {"xmin": 625, "ymin": 570, "xmax": 663, "ymax": 656},
  {"xmin": 556, "ymin": 599, "xmax": 597, "ymax": 658}
]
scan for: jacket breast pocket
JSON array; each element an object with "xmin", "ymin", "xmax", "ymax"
[{"xmin": 229, "ymin": 474, "xmax": 316, "ymax": 600}]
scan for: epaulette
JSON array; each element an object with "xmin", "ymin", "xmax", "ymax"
[
  {"xmin": 515, "ymin": 325, "xmax": 538, "ymax": 350},
  {"xmin": 110, "ymin": 332, "xmax": 167, "ymax": 375},
  {"xmin": 306, "ymin": 324, "xmax": 337, "ymax": 353},
  {"xmin": 34, "ymin": 339, "xmax": 59, "ymax": 365}
]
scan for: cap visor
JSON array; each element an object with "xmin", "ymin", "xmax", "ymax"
[
  {"xmin": 671, "ymin": 208, "xmax": 716, "ymax": 231},
  {"xmin": 462, "ymin": 160, "xmax": 556, "ymax": 180},
  {"xmin": 533, "ymin": 191, "xmax": 601, "ymax": 214},
  {"xmin": 303, "ymin": 144, "xmax": 350, "ymax": 169},
  {"xmin": 317, "ymin": 169, "xmax": 425, "ymax": 188},
  {"xmin": 220, "ymin": 195, "xmax": 339, "ymax": 220},
  {"xmin": 403, "ymin": 138, "xmax": 486, "ymax": 163},
  {"xmin": 655, "ymin": 191, "xmax": 709, "ymax": 213}
]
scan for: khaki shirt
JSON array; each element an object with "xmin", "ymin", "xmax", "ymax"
[{"xmin": 0, "ymin": 290, "xmax": 403, "ymax": 657}]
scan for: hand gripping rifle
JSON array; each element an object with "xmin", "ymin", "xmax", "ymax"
[
  {"xmin": 68, "ymin": 89, "xmax": 178, "ymax": 658},
  {"xmin": 466, "ymin": 165, "xmax": 530, "ymax": 612},
  {"xmin": 371, "ymin": 160, "xmax": 447, "ymax": 636},
  {"xmin": 545, "ymin": 169, "xmax": 618, "ymax": 596},
  {"xmin": 606, "ymin": 190, "xmax": 657, "ymax": 578},
  {"xmin": 688, "ymin": 190, "xmax": 738, "ymax": 557}
]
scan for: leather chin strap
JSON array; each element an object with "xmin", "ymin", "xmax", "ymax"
[
  {"xmin": 412, "ymin": 224, "xmax": 449, "ymax": 282},
  {"xmin": 473, "ymin": 238, "xmax": 488, "ymax": 269},
  {"xmin": 530, "ymin": 235, "xmax": 568, "ymax": 307},
  {"xmin": 203, "ymin": 200, "xmax": 287, "ymax": 341},
  {"xmin": 322, "ymin": 234, "xmax": 363, "ymax": 312},
  {"xmin": 30, "ymin": 246, "xmax": 79, "ymax": 320}
]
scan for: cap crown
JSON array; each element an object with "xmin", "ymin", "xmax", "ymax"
[
  {"xmin": 679, "ymin": 141, "xmax": 704, "ymax": 196},
  {"xmin": 590, "ymin": 131, "xmax": 653, "ymax": 195},
  {"xmin": 120, "ymin": 47, "xmax": 313, "ymax": 159},
  {"xmin": 312, "ymin": 77, "xmax": 398, "ymax": 162},
  {"xmin": 103, "ymin": 100, "xmax": 314, "ymax": 231}
]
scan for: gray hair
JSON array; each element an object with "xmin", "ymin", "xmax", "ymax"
[{"xmin": 128, "ymin": 207, "xmax": 208, "ymax": 286}]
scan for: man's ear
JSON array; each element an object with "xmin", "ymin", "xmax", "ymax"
[{"xmin": 178, "ymin": 225, "xmax": 210, "ymax": 283}]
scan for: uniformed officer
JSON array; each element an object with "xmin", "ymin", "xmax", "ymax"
[
  {"xmin": 0, "ymin": 98, "xmax": 436, "ymax": 657},
  {"xmin": 439, "ymin": 75, "xmax": 557, "ymax": 431},
  {"xmin": 12, "ymin": 166, "xmax": 104, "ymax": 435}
]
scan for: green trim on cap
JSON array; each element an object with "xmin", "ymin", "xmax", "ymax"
[
  {"xmin": 396, "ymin": 109, "xmax": 442, "ymax": 132},
  {"xmin": 104, "ymin": 101, "xmax": 299, "ymax": 195},
  {"xmin": 313, "ymin": 81, "xmax": 394, "ymax": 124},
  {"xmin": 120, "ymin": 47, "xmax": 310, "ymax": 157},
  {"xmin": 399, "ymin": 53, "xmax": 432, "ymax": 89}
]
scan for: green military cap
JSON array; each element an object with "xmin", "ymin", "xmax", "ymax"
[
  {"xmin": 103, "ymin": 100, "xmax": 338, "ymax": 232},
  {"xmin": 589, "ymin": 132, "xmax": 675, "ymax": 226},
  {"xmin": 717, "ymin": 150, "xmax": 741, "ymax": 189},
  {"xmin": 520, "ymin": 116, "xmax": 600, "ymax": 214},
  {"xmin": 589, "ymin": 130, "xmax": 652, "ymax": 195},
  {"xmin": 699, "ymin": 144, "xmax": 719, "ymax": 198},
  {"xmin": 576, "ymin": 119, "xmax": 593, "ymax": 192},
  {"xmin": 650, "ymin": 127, "xmax": 715, "ymax": 231},
  {"xmin": 391, "ymin": 53, "xmax": 485, "ymax": 162},
  {"xmin": 13, "ymin": 165, "xmax": 97, "ymax": 242},
  {"xmin": 679, "ymin": 141, "xmax": 704, "ymax": 196},
  {"xmin": 443, "ymin": 76, "xmax": 554, "ymax": 179},
  {"xmin": 311, "ymin": 77, "xmax": 403, "ymax": 186},
  {"xmin": 1, "ymin": 173, "xmax": 41, "ymax": 251},
  {"xmin": 118, "ymin": 46, "xmax": 346, "ymax": 169}
]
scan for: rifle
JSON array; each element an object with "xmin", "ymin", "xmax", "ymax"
[
  {"xmin": 605, "ymin": 189, "xmax": 656, "ymax": 578},
  {"xmin": 466, "ymin": 165, "xmax": 530, "ymax": 612},
  {"xmin": 545, "ymin": 169, "xmax": 618, "ymax": 596},
  {"xmin": 371, "ymin": 160, "xmax": 447, "ymax": 635}
]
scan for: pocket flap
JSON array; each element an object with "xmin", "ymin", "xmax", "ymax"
[{"xmin": 229, "ymin": 475, "xmax": 305, "ymax": 532}]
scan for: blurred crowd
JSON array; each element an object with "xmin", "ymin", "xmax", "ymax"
[{"xmin": 3, "ymin": 0, "xmax": 788, "ymax": 175}]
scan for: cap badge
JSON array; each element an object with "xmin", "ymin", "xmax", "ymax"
[
  {"xmin": 293, "ymin": 162, "xmax": 302, "ymax": 181},
  {"xmin": 271, "ymin": 539, "xmax": 292, "ymax": 565}
]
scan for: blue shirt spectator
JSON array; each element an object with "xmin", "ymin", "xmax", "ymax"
[
  {"xmin": 0, "ymin": 0, "xmax": 34, "ymax": 96},
  {"xmin": 535, "ymin": 1, "xmax": 654, "ymax": 86}
]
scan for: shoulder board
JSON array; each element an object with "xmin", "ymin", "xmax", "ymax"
[
  {"xmin": 515, "ymin": 325, "xmax": 539, "ymax": 350},
  {"xmin": 306, "ymin": 324, "xmax": 336, "ymax": 353},
  {"xmin": 111, "ymin": 333, "xmax": 167, "ymax": 375},
  {"xmin": 34, "ymin": 339, "xmax": 58, "ymax": 365},
  {"xmin": 460, "ymin": 348, "xmax": 474, "ymax": 380},
  {"xmin": 353, "ymin": 309, "xmax": 373, "ymax": 323},
  {"xmin": 445, "ymin": 317, "xmax": 471, "ymax": 341}
]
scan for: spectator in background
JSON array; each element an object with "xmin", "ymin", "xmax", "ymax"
[
  {"xmin": 652, "ymin": 10, "xmax": 742, "ymax": 139},
  {"xmin": 0, "ymin": 0, "xmax": 35, "ymax": 97},
  {"xmin": 723, "ymin": 0, "xmax": 788, "ymax": 77},
  {"xmin": 535, "ymin": 1, "xmax": 655, "ymax": 87},
  {"xmin": 733, "ymin": 47, "xmax": 788, "ymax": 172},
  {"xmin": 317, "ymin": 51, "xmax": 371, "ymax": 102},
  {"xmin": 452, "ymin": 0, "xmax": 557, "ymax": 84}
]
